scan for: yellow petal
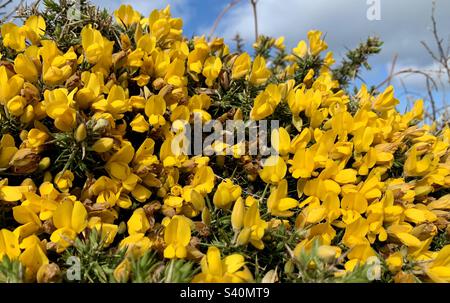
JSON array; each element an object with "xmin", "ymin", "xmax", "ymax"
[
  {"xmin": 0, "ymin": 186, "xmax": 23, "ymax": 202},
  {"xmin": 53, "ymin": 200, "xmax": 73, "ymax": 229},
  {"xmin": 396, "ymin": 232, "xmax": 421, "ymax": 248},
  {"xmin": 223, "ymin": 253, "xmax": 245, "ymax": 274},
  {"xmin": 71, "ymin": 201, "xmax": 87, "ymax": 233},
  {"xmin": 205, "ymin": 246, "xmax": 222, "ymax": 276}
]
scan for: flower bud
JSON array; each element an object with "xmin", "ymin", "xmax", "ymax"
[
  {"xmin": 20, "ymin": 178, "xmax": 37, "ymax": 192},
  {"xmin": 75, "ymin": 123, "xmax": 87, "ymax": 142},
  {"xmin": 157, "ymin": 187, "xmax": 167, "ymax": 198},
  {"xmin": 113, "ymin": 259, "xmax": 131, "ymax": 283},
  {"xmin": 247, "ymin": 174, "xmax": 257, "ymax": 182},
  {"xmin": 317, "ymin": 245, "xmax": 338, "ymax": 263},
  {"xmin": 284, "ymin": 260, "xmax": 294, "ymax": 274},
  {"xmin": 20, "ymin": 130, "xmax": 28, "ymax": 142},
  {"xmin": 9, "ymin": 148, "xmax": 39, "ymax": 174},
  {"xmin": 92, "ymin": 137, "xmax": 114, "ymax": 153},
  {"xmin": 92, "ymin": 118, "xmax": 110, "ymax": 133},
  {"xmin": 261, "ymin": 269, "xmax": 279, "ymax": 283},
  {"xmin": 43, "ymin": 171, "xmax": 52, "ymax": 182},
  {"xmin": 201, "ymin": 207, "xmax": 211, "ymax": 226},
  {"xmin": 118, "ymin": 221, "xmax": 127, "ymax": 235},
  {"xmin": 231, "ymin": 197, "xmax": 245, "ymax": 231},
  {"xmin": 233, "ymin": 108, "xmax": 243, "ymax": 120},
  {"xmin": 37, "ymin": 263, "xmax": 62, "ymax": 283},
  {"xmin": 38, "ymin": 157, "xmax": 51, "ymax": 171},
  {"xmin": 386, "ymin": 252, "xmax": 403, "ymax": 273},
  {"xmin": 152, "ymin": 78, "xmax": 166, "ymax": 90}
]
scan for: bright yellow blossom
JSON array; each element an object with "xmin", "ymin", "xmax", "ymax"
[
  {"xmin": 192, "ymin": 246, "xmax": 253, "ymax": 283},
  {"xmin": 163, "ymin": 215, "xmax": 191, "ymax": 259},
  {"xmin": 50, "ymin": 200, "xmax": 88, "ymax": 252}
]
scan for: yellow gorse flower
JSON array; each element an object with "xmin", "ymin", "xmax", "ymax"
[
  {"xmin": 267, "ymin": 179, "xmax": 298, "ymax": 217},
  {"xmin": 0, "ymin": 134, "xmax": 18, "ymax": 168},
  {"xmin": 24, "ymin": 15, "xmax": 46, "ymax": 45},
  {"xmin": 213, "ymin": 179, "xmax": 242, "ymax": 209},
  {"xmin": 232, "ymin": 52, "xmax": 251, "ymax": 80},
  {"xmin": 249, "ymin": 55, "xmax": 271, "ymax": 86},
  {"xmin": 163, "ymin": 215, "xmax": 191, "ymax": 259},
  {"xmin": 250, "ymin": 83, "xmax": 281, "ymax": 120},
  {"xmin": 0, "ymin": 229, "xmax": 20, "ymax": 260},
  {"xmin": 40, "ymin": 41, "xmax": 77, "ymax": 85},
  {"xmin": 50, "ymin": 200, "xmax": 88, "ymax": 252},
  {"xmin": 44, "ymin": 88, "xmax": 77, "ymax": 132},
  {"xmin": 19, "ymin": 235, "xmax": 49, "ymax": 281},
  {"xmin": 0, "ymin": 66, "xmax": 24, "ymax": 106},
  {"xmin": 259, "ymin": 155, "xmax": 286, "ymax": 184},
  {"xmin": 1, "ymin": 23, "xmax": 27, "ymax": 51},
  {"xmin": 424, "ymin": 245, "xmax": 450, "ymax": 282},
  {"xmin": 114, "ymin": 4, "xmax": 141, "ymax": 28},
  {"xmin": 192, "ymin": 246, "xmax": 253, "ymax": 283},
  {"xmin": 233, "ymin": 200, "xmax": 268, "ymax": 250}
]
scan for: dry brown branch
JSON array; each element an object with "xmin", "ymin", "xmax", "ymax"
[
  {"xmin": 420, "ymin": 1, "xmax": 450, "ymax": 83},
  {"xmin": 0, "ymin": 0, "xmax": 13, "ymax": 11},
  {"xmin": 376, "ymin": 0, "xmax": 449, "ymax": 125},
  {"xmin": 0, "ymin": 0, "xmax": 23, "ymax": 22},
  {"xmin": 376, "ymin": 69, "xmax": 438, "ymax": 90},
  {"xmin": 387, "ymin": 53, "xmax": 398, "ymax": 87}
]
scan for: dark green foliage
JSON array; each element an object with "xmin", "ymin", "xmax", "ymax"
[
  {"xmin": 61, "ymin": 229, "xmax": 126, "ymax": 283},
  {"xmin": 125, "ymin": 250, "xmax": 163, "ymax": 283},
  {"xmin": 333, "ymin": 36, "xmax": 383, "ymax": 89},
  {"xmin": 162, "ymin": 259, "xmax": 198, "ymax": 283},
  {"xmin": 431, "ymin": 230, "xmax": 450, "ymax": 251},
  {"xmin": 0, "ymin": 106, "xmax": 22, "ymax": 140}
]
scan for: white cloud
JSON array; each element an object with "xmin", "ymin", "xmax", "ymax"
[{"xmin": 214, "ymin": 0, "xmax": 450, "ymax": 69}]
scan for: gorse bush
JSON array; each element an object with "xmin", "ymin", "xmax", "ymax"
[{"xmin": 0, "ymin": 2, "xmax": 449, "ymax": 283}]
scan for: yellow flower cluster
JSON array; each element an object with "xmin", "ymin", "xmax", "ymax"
[{"xmin": 0, "ymin": 4, "xmax": 450, "ymax": 283}]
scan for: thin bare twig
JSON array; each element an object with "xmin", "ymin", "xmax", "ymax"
[
  {"xmin": 376, "ymin": 0, "xmax": 450, "ymax": 124},
  {"xmin": 387, "ymin": 53, "xmax": 398, "ymax": 87},
  {"xmin": 250, "ymin": 0, "xmax": 258, "ymax": 41},
  {"xmin": 426, "ymin": 77, "xmax": 437, "ymax": 120},
  {"xmin": 0, "ymin": 0, "xmax": 13, "ymax": 11},
  {"xmin": 0, "ymin": 0, "xmax": 23, "ymax": 23},
  {"xmin": 376, "ymin": 68, "xmax": 438, "ymax": 90},
  {"xmin": 208, "ymin": 0, "xmax": 260, "ymax": 43},
  {"xmin": 376, "ymin": 67, "xmax": 440, "ymax": 120},
  {"xmin": 208, "ymin": 0, "xmax": 242, "ymax": 41},
  {"xmin": 421, "ymin": 0, "xmax": 450, "ymax": 83}
]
